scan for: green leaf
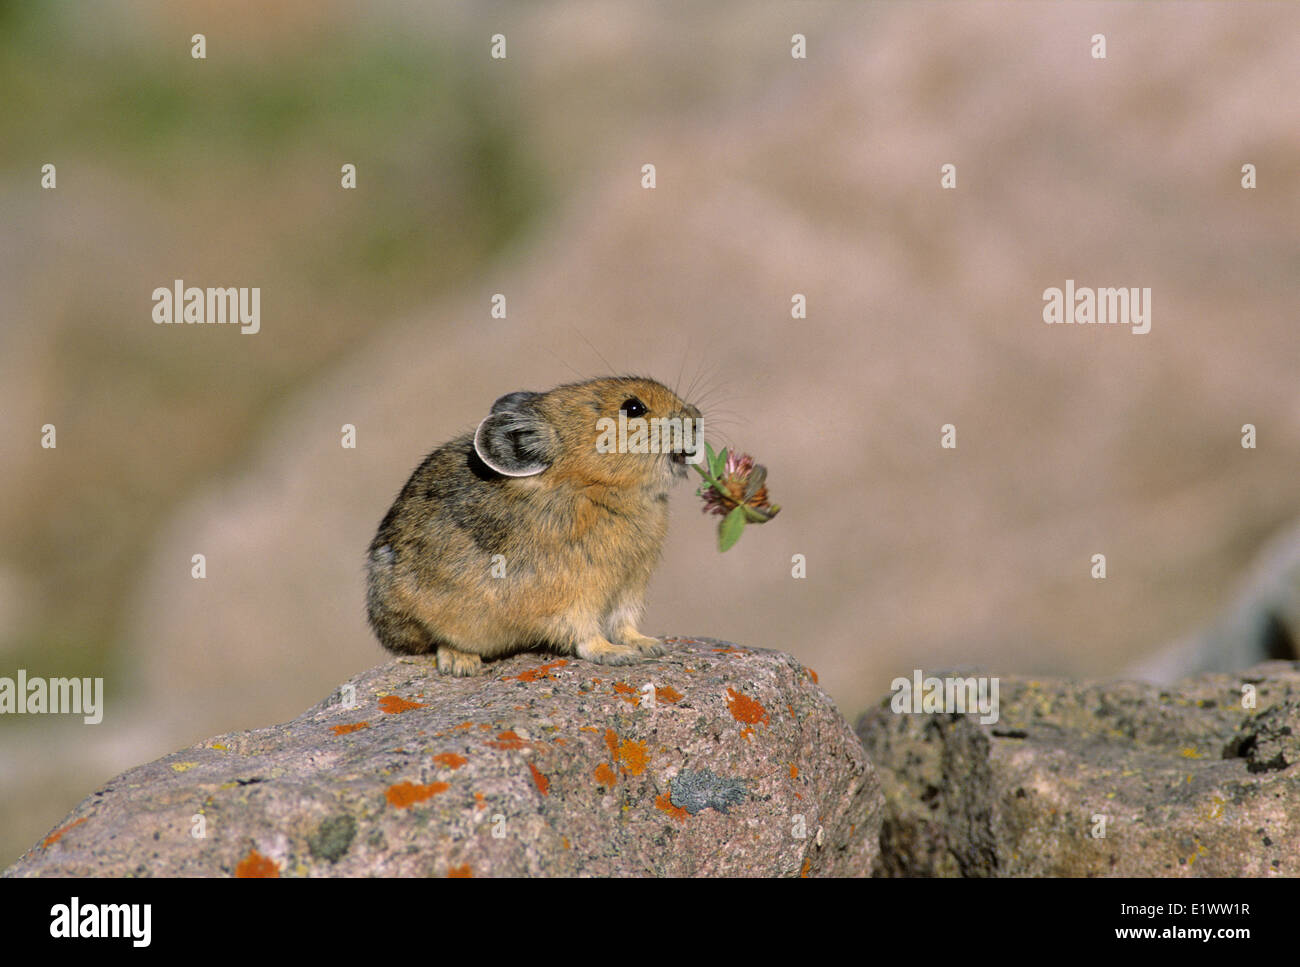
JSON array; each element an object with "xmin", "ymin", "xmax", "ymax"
[
  {"xmin": 718, "ymin": 506, "xmax": 746, "ymax": 552},
  {"xmin": 710, "ymin": 446, "xmax": 727, "ymax": 479}
]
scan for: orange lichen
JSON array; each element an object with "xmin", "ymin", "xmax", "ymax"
[
  {"xmin": 594, "ymin": 763, "xmax": 617, "ymax": 786},
  {"xmin": 378, "ymin": 695, "xmax": 426, "ymax": 715},
  {"xmin": 562, "ymin": 836, "xmax": 571, "ymax": 850},
  {"xmin": 474, "ymin": 792, "xmax": 487, "ymax": 811},
  {"xmin": 554, "ymin": 738, "xmax": 568, "ymax": 747},
  {"xmin": 42, "ymin": 817, "xmax": 88, "ymax": 849},
  {"xmin": 726, "ymin": 688, "xmax": 770, "ymax": 726},
  {"xmin": 618, "ymin": 740, "xmax": 649, "ymax": 776},
  {"xmin": 331, "ymin": 722, "xmax": 370, "ymax": 736},
  {"xmin": 236, "ymin": 849, "xmax": 280, "ymax": 878},
  {"xmin": 529, "ymin": 762, "xmax": 550, "ymax": 796},
  {"xmin": 385, "ymin": 781, "xmax": 450, "ymax": 808},
  {"xmin": 740, "ymin": 727, "xmax": 754, "ymax": 742},
  {"xmin": 453, "ymin": 722, "xmax": 475, "ymax": 731},
  {"xmin": 579, "ymin": 726, "xmax": 599, "ymax": 733},
  {"xmin": 447, "ymin": 865, "xmax": 473, "ymax": 878},
  {"xmin": 806, "ymin": 668, "xmax": 819, "ymax": 684},
  {"xmin": 655, "ymin": 685, "xmax": 683, "ymax": 703},
  {"xmin": 789, "ymin": 764, "xmax": 799, "ymax": 780},
  {"xmin": 712, "ymin": 646, "xmax": 745, "ymax": 654},
  {"xmin": 511, "ymin": 659, "xmax": 569, "ymax": 683},
  {"xmin": 655, "ymin": 793, "xmax": 688, "ymax": 823},
  {"xmin": 605, "ymin": 729, "xmax": 619, "ymax": 757},
  {"xmin": 612, "ymin": 682, "xmax": 640, "ymax": 705},
  {"xmin": 487, "ymin": 730, "xmax": 529, "ymax": 750},
  {"xmin": 800, "ymin": 857, "xmax": 811, "ymax": 878},
  {"xmin": 433, "ymin": 753, "xmax": 467, "ymax": 769}
]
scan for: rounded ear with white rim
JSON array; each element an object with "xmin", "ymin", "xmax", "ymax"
[{"xmin": 473, "ymin": 393, "xmax": 557, "ymax": 477}]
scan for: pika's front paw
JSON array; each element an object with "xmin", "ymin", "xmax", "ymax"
[
  {"xmin": 577, "ymin": 637, "xmax": 647, "ymax": 666},
  {"xmin": 436, "ymin": 645, "xmax": 484, "ymax": 677},
  {"xmin": 616, "ymin": 632, "xmax": 666, "ymax": 657}
]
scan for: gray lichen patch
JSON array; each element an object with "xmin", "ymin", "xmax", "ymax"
[
  {"xmin": 670, "ymin": 770, "xmax": 749, "ymax": 815},
  {"xmin": 308, "ymin": 814, "xmax": 357, "ymax": 864}
]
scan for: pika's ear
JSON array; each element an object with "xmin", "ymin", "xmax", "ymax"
[
  {"xmin": 489, "ymin": 390, "xmax": 541, "ymax": 415},
  {"xmin": 474, "ymin": 393, "xmax": 557, "ymax": 477}
]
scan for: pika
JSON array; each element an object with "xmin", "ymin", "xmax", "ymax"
[{"xmin": 366, "ymin": 376, "xmax": 703, "ymax": 676}]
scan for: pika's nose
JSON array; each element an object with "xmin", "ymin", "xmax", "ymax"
[{"xmin": 683, "ymin": 403, "xmax": 702, "ymax": 421}]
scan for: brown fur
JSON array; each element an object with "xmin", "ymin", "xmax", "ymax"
[{"xmin": 366, "ymin": 376, "xmax": 702, "ymax": 675}]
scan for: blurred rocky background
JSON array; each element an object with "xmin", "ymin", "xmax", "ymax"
[{"xmin": 1, "ymin": 0, "xmax": 1297, "ymax": 866}]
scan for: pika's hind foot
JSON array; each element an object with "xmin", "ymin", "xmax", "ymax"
[
  {"xmin": 437, "ymin": 645, "xmax": 483, "ymax": 677},
  {"xmin": 577, "ymin": 636, "xmax": 647, "ymax": 666}
]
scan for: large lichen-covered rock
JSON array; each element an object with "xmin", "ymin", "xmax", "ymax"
[
  {"xmin": 6, "ymin": 638, "xmax": 880, "ymax": 877},
  {"xmin": 856, "ymin": 661, "xmax": 1300, "ymax": 877}
]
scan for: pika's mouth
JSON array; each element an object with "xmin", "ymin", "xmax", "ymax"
[{"xmin": 668, "ymin": 450, "xmax": 689, "ymax": 477}]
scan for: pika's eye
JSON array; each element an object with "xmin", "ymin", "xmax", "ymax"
[{"xmin": 620, "ymin": 397, "xmax": 647, "ymax": 418}]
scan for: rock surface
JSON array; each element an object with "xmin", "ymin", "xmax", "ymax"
[
  {"xmin": 856, "ymin": 662, "xmax": 1300, "ymax": 877},
  {"xmin": 6, "ymin": 639, "xmax": 880, "ymax": 877}
]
